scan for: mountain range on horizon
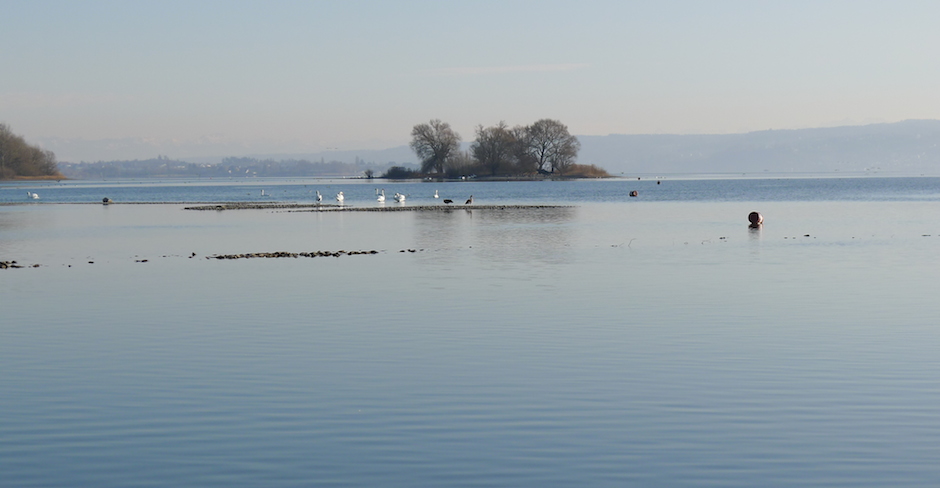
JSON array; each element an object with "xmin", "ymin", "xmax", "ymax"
[{"xmin": 44, "ymin": 119, "xmax": 940, "ymax": 176}]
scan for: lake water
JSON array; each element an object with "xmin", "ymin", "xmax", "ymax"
[{"xmin": 4, "ymin": 176, "xmax": 940, "ymax": 487}]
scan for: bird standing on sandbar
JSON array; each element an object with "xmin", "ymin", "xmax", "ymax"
[
  {"xmin": 336, "ymin": 191, "xmax": 344, "ymax": 203},
  {"xmin": 465, "ymin": 195, "xmax": 473, "ymax": 205}
]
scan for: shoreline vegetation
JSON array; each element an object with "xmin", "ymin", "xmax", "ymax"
[{"xmin": 0, "ymin": 124, "xmax": 65, "ymax": 180}]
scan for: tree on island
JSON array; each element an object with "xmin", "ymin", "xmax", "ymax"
[
  {"xmin": 471, "ymin": 121, "xmax": 515, "ymax": 176},
  {"xmin": 525, "ymin": 118, "xmax": 580, "ymax": 174},
  {"xmin": 410, "ymin": 119, "xmax": 461, "ymax": 174},
  {"xmin": 398, "ymin": 117, "xmax": 600, "ymax": 178},
  {"xmin": 0, "ymin": 124, "xmax": 62, "ymax": 180}
]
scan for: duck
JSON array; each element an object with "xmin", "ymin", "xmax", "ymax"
[{"xmin": 465, "ymin": 195, "xmax": 473, "ymax": 205}]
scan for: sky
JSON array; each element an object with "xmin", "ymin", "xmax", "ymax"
[{"xmin": 3, "ymin": 0, "xmax": 940, "ymax": 161}]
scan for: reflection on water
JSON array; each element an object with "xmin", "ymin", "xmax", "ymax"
[
  {"xmin": 5, "ymin": 192, "xmax": 940, "ymax": 487},
  {"xmin": 413, "ymin": 207, "xmax": 577, "ymax": 266}
]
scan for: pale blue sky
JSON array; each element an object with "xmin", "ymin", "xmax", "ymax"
[{"xmin": 3, "ymin": 0, "xmax": 940, "ymax": 160}]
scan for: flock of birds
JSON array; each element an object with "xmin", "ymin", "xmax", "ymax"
[
  {"xmin": 302, "ymin": 188, "xmax": 473, "ymax": 205},
  {"xmin": 25, "ymin": 188, "xmax": 472, "ymax": 204}
]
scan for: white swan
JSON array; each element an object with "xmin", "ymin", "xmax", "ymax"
[
  {"xmin": 434, "ymin": 190, "xmax": 439, "ymax": 199},
  {"xmin": 394, "ymin": 192, "xmax": 406, "ymax": 203},
  {"xmin": 376, "ymin": 188, "xmax": 386, "ymax": 203},
  {"xmin": 336, "ymin": 191, "xmax": 344, "ymax": 203},
  {"xmin": 260, "ymin": 189, "xmax": 266, "ymax": 196},
  {"xmin": 27, "ymin": 191, "xmax": 39, "ymax": 199},
  {"xmin": 316, "ymin": 190, "xmax": 322, "ymax": 204}
]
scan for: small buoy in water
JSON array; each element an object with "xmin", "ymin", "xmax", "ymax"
[
  {"xmin": 102, "ymin": 197, "xmax": 112, "ymax": 204},
  {"xmin": 629, "ymin": 190, "xmax": 638, "ymax": 197},
  {"xmin": 748, "ymin": 211, "xmax": 763, "ymax": 227}
]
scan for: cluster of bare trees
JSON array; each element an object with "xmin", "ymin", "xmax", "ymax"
[
  {"xmin": 0, "ymin": 124, "xmax": 61, "ymax": 179},
  {"xmin": 409, "ymin": 118, "xmax": 581, "ymax": 177}
]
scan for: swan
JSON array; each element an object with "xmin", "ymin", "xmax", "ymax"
[
  {"xmin": 376, "ymin": 188, "xmax": 386, "ymax": 203},
  {"xmin": 434, "ymin": 190, "xmax": 439, "ymax": 199},
  {"xmin": 336, "ymin": 191, "xmax": 344, "ymax": 203},
  {"xmin": 27, "ymin": 191, "xmax": 39, "ymax": 199},
  {"xmin": 260, "ymin": 189, "xmax": 266, "ymax": 196},
  {"xmin": 394, "ymin": 192, "xmax": 405, "ymax": 203},
  {"xmin": 316, "ymin": 190, "xmax": 322, "ymax": 204},
  {"xmin": 465, "ymin": 195, "xmax": 473, "ymax": 205}
]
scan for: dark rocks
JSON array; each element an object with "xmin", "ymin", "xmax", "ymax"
[{"xmin": 207, "ymin": 250, "xmax": 379, "ymax": 260}]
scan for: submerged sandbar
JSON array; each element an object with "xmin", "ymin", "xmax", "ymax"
[{"xmin": 183, "ymin": 203, "xmax": 572, "ymax": 212}]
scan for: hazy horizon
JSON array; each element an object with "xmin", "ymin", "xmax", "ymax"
[{"xmin": 4, "ymin": 1, "xmax": 940, "ymax": 162}]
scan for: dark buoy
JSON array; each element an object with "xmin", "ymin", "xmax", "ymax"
[
  {"xmin": 748, "ymin": 211, "xmax": 763, "ymax": 227},
  {"xmin": 102, "ymin": 197, "xmax": 112, "ymax": 204},
  {"xmin": 629, "ymin": 190, "xmax": 638, "ymax": 197}
]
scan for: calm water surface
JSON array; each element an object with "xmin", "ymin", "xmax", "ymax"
[{"xmin": 3, "ymin": 177, "xmax": 940, "ymax": 486}]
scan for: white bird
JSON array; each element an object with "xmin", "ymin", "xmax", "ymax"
[
  {"xmin": 434, "ymin": 190, "xmax": 439, "ymax": 199},
  {"xmin": 316, "ymin": 190, "xmax": 322, "ymax": 204},
  {"xmin": 376, "ymin": 188, "xmax": 386, "ymax": 203},
  {"xmin": 336, "ymin": 191, "xmax": 344, "ymax": 203},
  {"xmin": 394, "ymin": 192, "xmax": 406, "ymax": 203},
  {"xmin": 260, "ymin": 189, "xmax": 266, "ymax": 196},
  {"xmin": 27, "ymin": 191, "xmax": 39, "ymax": 199}
]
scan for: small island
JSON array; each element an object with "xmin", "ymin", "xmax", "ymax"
[{"xmin": 386, "ymin": 118, "xmax": 609, "ymax": 180}]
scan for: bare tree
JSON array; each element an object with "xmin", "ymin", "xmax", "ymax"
[
  {"xmin": 410, "ymin": 119, "xmax": 461, "ymax": 174},
  {"xmin": 509, "ymin": 125, "xmax": 538, "ymax": 174},
  {"xmin": 471, "ymin": 121, "xmax": 515, "ymax": 175},
  {"xmin": 525, "ymin": 119, "xmax": 580, "ymax": 174}
]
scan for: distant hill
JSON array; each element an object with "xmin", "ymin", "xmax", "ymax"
[
  {"xmin": 577, "ymin": 120, "xmax": 940, "ymax": 175},
  {"xmin": 55, "ymin": 120, "xmax": 940, "ymax": 178}
]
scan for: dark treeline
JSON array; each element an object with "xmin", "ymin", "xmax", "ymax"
[
  {"xmin": 0, "ymin": 124, "xmax": 63, "ymax": 179},
  {"xmin": 60, "ymin": 156, "xmax": 407, "ymax": 179},
  {"xmin": 396, "ymin": 118, "xmax": 608, "ymax": 179}
]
